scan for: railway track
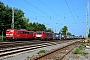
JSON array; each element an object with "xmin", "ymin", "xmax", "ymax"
[
  {"xmin": 0, "ymin": 40, "xmax": 71, "ymax": 49},
  {"xmin": 0, "ymin": 42, "xmax": 58, "ymax": 60},
  {"xmin": 29, "ymin": 40, "xmax": 82, "ymax": 60},
  {"xmin": 0, "ymin": 40, "xmax": 69, "ymax": 60},
  {"xmin": 0, "ymin": 39, "xmax": 82, "ymax": 60},
  {"xmin": 0, "ymin": 40, "xmax": 54, "ymax": 49}
]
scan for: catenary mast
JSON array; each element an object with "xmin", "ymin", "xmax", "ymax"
[{"xmin": 11, "ymin": 7, "xmax": 14, "ymax": 28}]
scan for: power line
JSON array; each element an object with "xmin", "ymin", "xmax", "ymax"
[
  {"xmin": 6, "ymin": 0, "xmax": 54, "ymax": 26},
  {"xmin": 65, "ymin": 0, "xmax": 85, "ymax": 35},
  {"xmin": 5, "ymin": 0, "xmax": 88, "ymax": 34},
  {"xmin": 38, "ymin": 0, "xmax": 71, "ymax": 28},
  {"xmin": 21, "ymin": 15, "xmax": 54, "ymax": 28},
  {"xmin": 65, "ymin": 0, "xmax": 75, "ymax": 19},
  {"xmin": 23, "ymin": 0, "xmax": 51, "ymax": 19},
  {"xmin": 70, "ymin": 0, "xmax": 78, "ymax": 18},
  {"xmin": 63, "ymin": 3, "xmax": 86, "ymax": 15},
  {"xmin": 23, "ymin": 0, "xmax": 59, "ymax": 23},
  {"xmin": 70, "ymin": 0, "xmax": 88, "ymax": 35},
  {"xmin": 3, "ymin": 0, "xmax": 55, "ymax": 31},
  {"xmin": 38, "ymin": 0, "xmax": 62, "ymax": 17},
  {"xmin": 38, "ymin": 0, "xmax": 64, "ymax": 27},
  {"xmin": 7, "ymin": 0, "xmax": 86, "ymax": 18},
  {"xmin": 8, "ymin": 0, "xmax": 86, "ymax": 23},
  {"xmin": 7, "ymin": 0, "xmax": 40, "ymax": 16}
]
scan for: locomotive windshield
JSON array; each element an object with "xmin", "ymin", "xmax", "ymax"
[
  {"xmin": 7, "ymin": 29, "xmax": 14, "ymax": 32},
  {"xmin": 36, "ymin": 31, "xmax": 42, "ymax": 34}
]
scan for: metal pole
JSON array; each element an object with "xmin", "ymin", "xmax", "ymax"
[
  {"xmin": 66, "ymin": 30, "xmax": 67, "ymax": 36},
  {"xmin": 55, "ymin": 23, "xmax": 58, "ymax": 33},
  {"xmin": 86, "ymin": 2, "xmax": 89, "ymax": 38},
  {"xmin": 55, "ymin": 26, "xmax": 56, "ymax": 33},
  {"xmin": 11, "ymin": 7, "xmax": 14, "ymax": 28},
  {"xmin": 2, "ymin": 30, "xmax": 3, "ymax": 41}
]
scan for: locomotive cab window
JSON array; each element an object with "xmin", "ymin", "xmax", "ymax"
[
  {"xmin": 6, "ymin": 30, "xmax": 10, "ymax": 32},
  {"xmin": 23, "ymin": 31, "xmax": 26, "ymax": 34},
  {"xmin": 36, "ymin": 32, "xmax": 42, "ymax": 34},
  {"xmin": 29, "ymin": 32, "xmax": 33, "ymax": 34},
  {"xmin": 26, "ymin": 32, "xmax": 29, "ymax": 34},
  {"xmin": 7, "ymin": 29, "xmax": 14, "ymax": 32},
  {"xmin": 18, "ymin": 31, "xmax": 24, "ymax": 34}
]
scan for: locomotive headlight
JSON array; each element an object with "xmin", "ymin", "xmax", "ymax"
[
  {"xmin": 56, "ymin": 35, "xmax": 59, "ymax": 37},
  {"xmin": 10, "ymin": 34, "xmax": 13, "ymax": 36},
  {"xmin": 62, "ymin": 35, "xmax": 64, "ymax": 37},
  {"xmin": 36, "ymin": 35, "xmax": 42, "ymax": 37},
  {"xmin": 6, "ymin": 34, "xmax": 9, "ymax": 35}
]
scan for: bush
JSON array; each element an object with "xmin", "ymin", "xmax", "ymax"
[
  {"xmin": 80, "ymin": 42, "xmax": 86, "ymax": 45},
  {"xmin": 73, "ymin": 47, "xmax": 82, "ymax": 54},
  {"xmin": 73, "ymin": 46, "xmax": 88, "ymax": 56},
  {"xmin": 78, "ymin": 46, "xmax": 83, "ymax": 50},
  {"xmin": 37, "ymin": 50, "xmax": 47, "ymax": 54},
  {"xmin": 82, "ymin": 52, "xmax": 89, "ymax": 56}
]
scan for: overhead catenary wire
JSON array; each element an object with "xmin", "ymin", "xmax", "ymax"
[
  {"xmin": 38, "ymin": 0, "xmax": 62, "ymax": 17},
  {"xmin": 23, "ymin": 0, "xmax": 63, "ymax": 23},
  {"xmin": 38, "ymin": 0, "xmax": 80, "ymax": 31},
  {"xmin": 39, "ymin": 0, "xmax": 87, "ymax": 32},
  {"xmin": 64, "ymin": 0, "xmax": 77, "ymax": 33},
  {"xmin": 3, "ymin": 0, "xmax": 87, "ymax": 35},
  {"xmin": 3, "ymin": 0, "xmax": 54, "ymax": 31},
  {"xmin": 7, "ymin": 0, "xmax": 86, "ymax": 19},
  {"xmin": 63, "ymin": 3, "xmax": 86, "ymax": 16},
  {"xmin": 7, "ymin": 0, "xmax": 40, "ymax": 16},
  {"xmin": 8, "ymin": 0, "xmax": 86, "ymax": 24},
  {"xmin": 65, "ymin": 0, "xmax": 86, "ymax": 35},
  {"xmin": 23, "ymin": 0, "xmax": 51, "ymax": 19},
  {"xmin": 69, "ymin": 0, "xmax": 82, "ymax": 31},
  {"xmin": 38, "ymin": 0, "xmax": 65, "ymax": 31},
  {"xmin": 23, "ymin": 0, "xmax": 61, "ymax": 31},
  {"xmin": 25, "ymin": 15, "xmax": 54, "ymax": 27},
  {"xmin": 65, "ymin": 0, "xmax": 75, "ymax": 19},
  {"xmin": 6, "ymin": 0, "xmax": 54, "ymax": 26}
]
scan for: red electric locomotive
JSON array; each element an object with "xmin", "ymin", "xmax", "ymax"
[
  {"xmin": 35, "ymin": 31, "xmax": 53, "ymax": 40},
  {"xmin": 6, "ymin": 28, "xmax": 35, "ymax": 41}
]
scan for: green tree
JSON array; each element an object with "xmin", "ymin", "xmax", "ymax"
[
  {"xmin": 14, "ymin": 8, "xmax": 25, "ymax": 29},
  {"xmin": 59, "ymin": 26, "xmax": 68, "ymax": 35},
  {"xmin": 22, "ymin": 17, "xmax": 29, "ymax": 29},
  {"xmin": 28, "ymin": 22, "xmax": 46, "ymax": 31},
  {"xmin": 28, "ymin": 22, "xmax": 34, "ymax": 30},
  {"xmin": 0, "ymin": 2, "xmax": 12, "ymax": 35},
  {"xmin": 0, "ymin": 1, "xmax": 28, "ymax": 35},
  {"xmin": 67, "ymin": 32, "xmax": 72, "ymax": 36},
  {"xmin": 46, "ymin": 28, "xmax": 54, "ymax": 33}
]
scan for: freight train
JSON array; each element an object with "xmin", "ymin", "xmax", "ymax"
[
  {"xmin": 6, "ymin": 28, "xmax": 84, "ymax": 41},
  {"xmin": 6, "ymin": 28, "xmax": 35, "ymax": 41}
]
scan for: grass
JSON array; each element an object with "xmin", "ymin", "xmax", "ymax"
[
  {"xmin": 27, "ymin": 56, "xmax": 30, "ymax": 58},
  {"xmin": 78, "ymin": 46, "xmax": 83, "ymax": 50},
  {"xmin": 37, "ymin": 50, "xmax": 47, "ymax": 54},
  {"xmin": 73, "ymin": 46, "xmax": 83, "ymax": 54},
  {"xmin": 80, "ymin": 42, "xmax": 86, "ymax": 45},
  {"xmin": 73, "ymin": 45, "xmax": 89, "ymax": 56},
  {"xmin": 82, "ymin": 52, "xmax": 89, "ymax": 56},
  {"xmin": 26, "ymin": 50, "xmax": 47, "ymax": 59}
]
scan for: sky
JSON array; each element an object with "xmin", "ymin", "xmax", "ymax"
[{"xmin": 0, "ymin": 0, "xmax": 90, "ymax": 36}]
